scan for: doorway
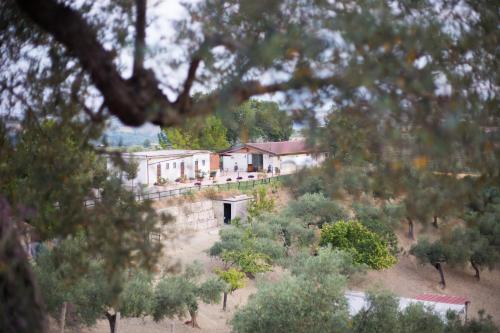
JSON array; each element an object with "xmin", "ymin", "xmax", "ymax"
[
  {"xmin": 156, "ymin": 164, "xmax": 161, "ymax": 182},
  {"xmin": 251, "ymin": 154, "xmax": 263, "ymax": 172},
  {"xmin": 223, "ymin": 203, "xmax": 231, "ymax": 224},
  {"xmin": 180, "ymin": 162, "xmax": 185, "ymax": 178},
  {"xmin": 195, "ymin": 160, "xmax": 199, "ymax": 176}
]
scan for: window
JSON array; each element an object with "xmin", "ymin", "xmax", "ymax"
[
  {"xmin": 173, "ymin": 162, "xmax": 177, "ymax": 168},
  {"xmin": 166, "ymin": 163, "xmax": 169, "ymax": 170},
  {"xmin": 202, "ymin": 160, "xmax": 205, "ymax": 166}
]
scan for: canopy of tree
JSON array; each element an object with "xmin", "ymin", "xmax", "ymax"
[
  {"xmin": 216, "ymin": 99, "xmax": 294, "ymax": 144},
  {"xmin": 158, "ymin": 99, "xmax": 293, "ymax": 150},
  {"xmin": 158, "ymin": 115, "xmax": 230, "ymax": 150},
  {"xmin": 320, "ymin": 221, "xmax": 397, "ymax": 269}
]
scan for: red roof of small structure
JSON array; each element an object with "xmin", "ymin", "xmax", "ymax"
[
  {"xmin": 244, "ymin": 140, "xmax": 313, "ymax": 155},
  {"xmin": 414, "ymin": 294, "xmax": 470, "ymax": 305}
]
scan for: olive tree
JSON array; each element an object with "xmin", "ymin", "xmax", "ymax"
[
  {"xmin": 285, "ymin": 193, "xmax": 348, "ymax": 228},
  {"xmin": 151, "ymin": 261, "xmax": 225, "ymax": 328},
  {"xmin": 231, "ymin": 249, "xmax": 354, "ymax": 333},
  {"xmin": 33, "ymin": 237, "xmax": 155, "ymax": 333},
  {"xmin": 215, "ymin": 268, "xmax": 246, "ymax": 311}
]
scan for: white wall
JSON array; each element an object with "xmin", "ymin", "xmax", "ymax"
[
  {"xmin": 107, "ymin": 152, "xmax": 213, "ymax": 188},
  {"xmin": 222, "ymin": 153, "xmax": 248, "ymax": 172},
  {"xmin": 221, "ymin": 152, "xmax": 326, "ymax": 174},
  {"xmin": 107, "ymin": 157, "xmax": 149, "ymax": 187},
  {"xmin": 147, "ymin": 152, "xmax": 211, "ymax": 184},
  {"xmin": 279, "ymin": 153, "xmax": 324, "ymax": 174}
]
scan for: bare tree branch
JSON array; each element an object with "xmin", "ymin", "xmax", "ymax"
[
  {"xmin": 14, "ymin": 0, "xmax": 343, "ymax": 128},
  {"xmin": 82, "ymin": 102, "xmax": 107, "ymax": 123},
  {"xmin": 133, "ymin": 0, "xmax": 147, "ymax": 77},
  {"xmin": 16, "ymin": 0, "xmax": 163, "ymax": 126},
  {"xmin": 175, "ymin": 57, "xmax": 201, "ymax": 111}
]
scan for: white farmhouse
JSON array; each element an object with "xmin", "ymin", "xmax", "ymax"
[
  {"xmin": 108, "ymin": 150, "xmax": 214, "ymax": 187},
  {"xmin": 220, "ymin": 140, "xmax": 327, "ymax": 174}
]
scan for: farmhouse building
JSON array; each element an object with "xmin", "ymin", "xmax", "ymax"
[
  {"xmin": 220, "ymin": 140, "xmax": 327, "ymax": 174},
  {"xmin": 108, "ymin": 150, "xmax": 218, "ymax": 187}
]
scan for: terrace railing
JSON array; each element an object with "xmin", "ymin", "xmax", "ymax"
[{"xmin": 84, "ymin": 174, "xmax": 288, "ymax": 207}]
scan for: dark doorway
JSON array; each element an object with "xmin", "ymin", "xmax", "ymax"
[
  {"xmin": 156, "ymin": 164, "xmax": 161, "ymax": 182},
  {"xmin": 195, "ymin": 160, "xmax": 199, "ymax": 175},
  {"xmin": 180, "ymin": 162, "xmax": 185, "ymax": 178},
  {"xmin": 251, "ymin": 154, "xmax": 264, "ymax": 172},
  {"xmin": 223, "ymin": 203, "xmax": 231, "ymax": 224}
]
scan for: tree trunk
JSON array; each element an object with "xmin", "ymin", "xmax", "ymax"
[
  {"xmin": 470, "ymin": 259, "xmax": 480, "ymax": 281},
  {"xmin": 406, "ymin": 217, "xmax": 414, "ymax": 239},
  {"xmin": 60, "ymin": 302, "xmax": 67, "ymax": 333},
  {"xmin": 432, "ymin": 216, "xmax": 438, "ymax": 228},
  {"xmin": 105, "ymin": 311, "xmax": 117, "ymax": 333},
  {"xmin": 434, "ymin": 262, "xmax": 446, "ymax": 288},
  {"xmin": 222, "ymin": 292, "xmax": 228, "ymax": 311},
  {"xmin": 0, "ymin": 200, "xmax": 48, "ymax": 333},
  {"xmin": 184, "ymin": 310, "xmax": 200, "ymax": 328}
]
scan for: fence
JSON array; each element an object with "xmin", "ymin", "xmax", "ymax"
[{"xmin": 84, "ymin": 175, "xmax": 288, "ymax": 207}]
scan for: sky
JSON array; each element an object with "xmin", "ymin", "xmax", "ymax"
[{"xmin": 113, "ymin": 0, "xmax": 294, "ymax": 136}]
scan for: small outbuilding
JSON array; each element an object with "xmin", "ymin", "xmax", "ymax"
[
  {"xmin": 213, "ymin": 195, "xmax": 252, "ymax": 224},
  {"xmin": 345, "ymin": 291, "xmax": 470, "ymax": 321}
]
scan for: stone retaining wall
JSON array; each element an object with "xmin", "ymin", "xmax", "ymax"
[{"xmin": 157, "ymin": 200, "xmax": 219, "ymax": 231}]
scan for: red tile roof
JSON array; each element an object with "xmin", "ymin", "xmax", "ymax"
[
  {"xmin": 414, "ymin": 294, "xmax": 470, "ymax": 305},
  {"xmin": 245, "ymin": 140, "xmax": 314, "ymax": 155}
]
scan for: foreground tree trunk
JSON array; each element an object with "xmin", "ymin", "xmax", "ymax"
[
  {"xmin": 105, "ymin": 311, "xmax": 119, "ymax": 333},
  {"xmin": 0, "ymin": 199, "xmax": 48, "ymax": 333},
  {"xmin": 60, "ymin": 302, "xmax": 67, "ymax": 333},
  {"xmin": 470, "ymin": 259, "xmax": 480, "ymax": 281},
  {"xmin": 185, "ymin": 310, "xmax": 200, "ymax": 328},
  {"xmin": 222, "ymin": 292, "xmax": 228, "ymax": 311},
  {"xmin": 432, "ymin": 216, "xmax": 438, "ymax": 228},
  {"xmin": 406, "ymin": 217, "xmax": 414, "ymax": 239},
  {"xmin": 434, "ymin": 262, "xmax": 446, "ymax": 288}
]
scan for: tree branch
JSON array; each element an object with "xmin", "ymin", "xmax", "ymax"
[
  {"xmin": 133, "ymin": 0, "xmax": 147, "ymax": 77},
  {"xmin": 15, "ymin": 0, "xmax": 343, "ymax": 128},
  {"xmin": 16, "ymin": 0, "xmax": 163, "ymax": 126},
  {"xmin": 175, "ymin": 57, "xmax": 201, "ymax": 111}
]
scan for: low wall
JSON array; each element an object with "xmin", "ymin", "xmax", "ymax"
[{"xmin": 157, "ymin": 200, "xmax": 219, "ymax": 231}]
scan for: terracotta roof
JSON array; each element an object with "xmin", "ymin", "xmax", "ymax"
[
  {"xmin": 414, "ymin": 294, "xmax": 470, "ymax": 305},
  {"xmin": 245, "ymin": 140, "xmax": 314, "ymax": 155}
]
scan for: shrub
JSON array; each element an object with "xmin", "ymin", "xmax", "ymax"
[
  {"xmin": 203, "ymin": 187, "xmax": 219, "ymax": 200},
  {"xmin": 353, "ymin": 203, "xmax": 400, "ymax": 255},
  {"xmin": 286, "ymin": 193, "xmax": 347, "ymax": 228},
  {"xmin": 319, "ymin": 221, "xmax": 397, "ymax": 269},
  {"xmin": 248, "ymin": 186, "xmax": 275, "ymax": 220},
  {"xmin": 222, "ymin": 249, "xmax": 272, "ymax": 276},
  {"xmin": 282, "ymin": 167, "xmax": 326, "ymax": 197}
]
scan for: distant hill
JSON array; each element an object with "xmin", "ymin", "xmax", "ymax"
[{"xmin": 103, "ymin": 118, "xmax": 160, "ymax": 147}]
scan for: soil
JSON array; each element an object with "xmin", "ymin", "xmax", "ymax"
[{"xmin": 351, "ymin": 223, "xmax": 500, "ymax": 325}]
